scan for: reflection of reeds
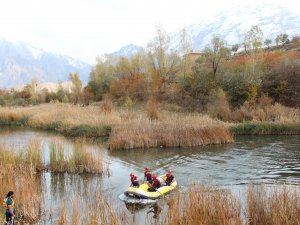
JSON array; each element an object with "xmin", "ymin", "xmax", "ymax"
[
  {"xmin": 247, "ymin": 185, "xmax": 300, "ymax": 225},
  {"xmin": 57, "ymin": 202, "xmax": 68, "ymax": 225},
  {"xmin": 163, "ymin": 185, "xmax": 242, "ymax": 225}
]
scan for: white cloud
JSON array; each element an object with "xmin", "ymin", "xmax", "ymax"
[{"xmin": 0, "ymin": 0, "xmax": 299, "ymax": 62}]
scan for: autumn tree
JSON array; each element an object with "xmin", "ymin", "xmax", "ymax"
[
  {"xmin": 69, "ymin": 72, "xmax": 82, "ymax": 104},
  {"xmin": 147, "ymin": 26, "xmax": 181, "ymax": 94},
  {"xmin": 179, "ymin": 27, "xmax": 193, "ymax": 78},
  {"xmin": 88, "ymin": 57, "xmax": 115, "ymax": 101},
  {"xmin": 204, "ymin": 35, "xmax": 230, "ymax": 78},
  {"xmin": 243, "ymin": 25, "xmax": 264, "ymax": 54}
]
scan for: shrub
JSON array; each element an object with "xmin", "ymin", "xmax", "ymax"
[{"xmin": 146, "ymin": 96, "xmax": 160, "ymax": 120}]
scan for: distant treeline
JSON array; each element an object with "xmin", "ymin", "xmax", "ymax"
[{"xmin": 1, "ymin": 26, "xmax": 300, "ymax": 120}]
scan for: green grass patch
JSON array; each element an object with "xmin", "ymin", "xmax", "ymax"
[
  {"xmin": 0, "ymin": 116, "xmax": 29, "ymax": 126},
  {"xmin": 63, "ymin": 124, "xmax": 111, "ymax": 138},
  {"xmin": 230, "ymin": 123, "xmax": 300, "ymax": 135}
]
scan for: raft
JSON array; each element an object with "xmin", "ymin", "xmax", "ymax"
[{"xmin": 124, "ymin": 175, "xmax": 177, "ymax": 199}]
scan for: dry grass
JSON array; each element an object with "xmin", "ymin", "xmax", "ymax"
[
  {"xmin": 163, "ymin": 185, "xmax": 241, "ymax": 225},
  {"xmin": 0, "ymin": 144, "xmax": 42, "ymax": 223},
  {"xmin": 232, "ymin": 101, "xmax": 300, "ymax": 124},
  {"xmin": 101, "ymin": 94, "xmax": 114, "ymax": 114},
  {"xmin": 109, "ymin": 114, "xmax": 233, "ymax": 149},
  {"xmin": 57, "ymin": 192, "xmax": 128, "ymax": 225},
  {"xmin": 146, "ymin": 96, "xmax": 160, "ymax": 120},
  {"xmin": 247, "ymin": 185, "xmax": 300, "ymax": 225},
  {"xmin": 0, "ymin": 104, "xmax": 233, "ymax": 149},
  {"xmin": 49, "ymin": 139, "xmax": 104, "ymax": 174}
]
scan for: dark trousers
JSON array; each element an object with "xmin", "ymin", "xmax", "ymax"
[{"xmin": 6, "ymin": 214, "xmax": 14, "ymax": 224}]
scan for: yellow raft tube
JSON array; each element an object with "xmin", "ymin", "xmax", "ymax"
[{"xmin": 125, "ymin": 175, "xmax": 177, "ymax": 200}]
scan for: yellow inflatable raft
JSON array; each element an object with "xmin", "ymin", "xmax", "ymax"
[{"xmin": 125, "ymin": 175, "xmax": 177, "ymax": 199}]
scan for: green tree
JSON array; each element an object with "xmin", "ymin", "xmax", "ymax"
[
  {"xmin": 264, "ymin": 39, "xmax": 272, "ymax": 48},
  {"xmin": 275, "ymin": 33, "xmax": 289, "ymax": 46},
  {"xmin": 231, "ymin": 44, "xmax": 240, "ymax": 54},
  {"xmin": 204, "ymin": 35, "xmax": 230, "ymax": 78},
  {"xmin": 69, "ymin": 72, "xmax": 82, "ymax": 104}
]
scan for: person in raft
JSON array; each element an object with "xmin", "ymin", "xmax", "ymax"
[
  {"xmin": 148, "ymin": 174, "xmax": 161, "ymax": 192},
  {"xmin": 166, "ymin": 170, "xmax": 174, "ymax": 186},
  {"xmin": 3, "ymin": 191, "xmax": 15, "ymax": 224},
  {"xmin": 130, "ymin": 173, "xmax": 139, "ymax": 187},
  {"xmin": 144, "ymin": 167, "xmax": 153, "ymax": 183}
]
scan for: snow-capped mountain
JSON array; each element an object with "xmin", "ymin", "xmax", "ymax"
[
  {"xmin": 178, "ymin": 3, "xmax": 300, "ymax": 51},
  {"xmin": 113, "ymin": 3, "xmax": 300, "ymax": 56},
  {"xmin": 0, "ymin": 39, "xmax": 91, "ymax": 88},
  {"xmin": 111, "ymin": 44, "xmax": 143, "ymax": 58}
]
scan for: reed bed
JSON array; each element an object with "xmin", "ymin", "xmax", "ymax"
[
  {"xmin": 56, "ymin": 192, "xmax": 130, "ymax": 225},
  {"xmin": 0, "ymin": 104, "xmax": 234, "ymax": 149},
  {"xmin": 49, "ymin": 139, "xmax": 104, "ymax": 174},
  {"xmin": 0, "ymin": 162, "xmax": 42, "ymax": 223},
  {"xmin": 0, "ymin": 139, "xmax": 44, "ymax": 173},
  {"xmin": 109, "ymin": 115, "xmax": 233, "ymax": 149},
  {"xmin": 247, "ymin": 185, "xmax": 300, "ymax": 225},
  {"xmin": 163, "ymin": 185, "xmax": 242, "ymax": 225},
  {"xmin": 230, "ymin": 122, "xmax": 300, "ymax": 135}
]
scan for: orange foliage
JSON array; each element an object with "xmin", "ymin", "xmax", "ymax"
[
  {"xmin": 227, "ymin": 56, "xmax": 250, "ymax": 67},
  {"xmin": 262, "ymin": 52, "xmax": 282, "ymax": 70},
  {"xmin": 110, "ymin": 73, "xmax": 146, "ymax": 99},
  {"xmin": 285, "ymin": 51, "xmax": 300, "ymax": 60}
]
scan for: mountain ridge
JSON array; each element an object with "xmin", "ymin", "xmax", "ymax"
[{"xmin": 0, "ymin": 39, "xmax": 91, "ymax": 88}]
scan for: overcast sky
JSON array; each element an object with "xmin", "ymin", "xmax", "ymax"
[{"xmin": 0, "ymin": 0, "xmax": 299, "ymax": 62}]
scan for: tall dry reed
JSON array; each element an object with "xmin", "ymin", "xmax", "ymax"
[
  {"xmin": 0, "ymin": 144, "xmax": 42, "ymax": 223},
  {"xmin": 57, "ymin": 192, "xmax": 128, "ymax": 225},
  {"xmin": 247, "ymin": 185, "xmax": 300, "ymax": 225},
  {"xmin": 50, "ymin": 142, "xmax": 66, "ymax": 172},
  {"xmin": 109, "ymin": 117, "xmax": 233, "ymax": 149},
  {"xmin": 146, "ymin": 96, "xmax": 160, "ymax": 120},
  {"xmin": 24, "ymin": 139, "xmax": 44, "ymax": 172},
  {"xmin": 163, "ymin": 185, "xmax": 241, "ymax": 225},
  {"xmin": 0, "ymin": 104, "xmax": 234, "ymax": 149},
  {"xmin": 49, "ymin": 139, "xmax": 104, "ymax": 174}
]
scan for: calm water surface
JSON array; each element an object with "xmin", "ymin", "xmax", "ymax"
[{"xmin": 0, "ymin": 127, "xmax": 299, "ymax": 224}]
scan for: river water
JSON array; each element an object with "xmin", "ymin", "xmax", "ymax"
[{"xmin": 0, "ymin": 127, "xmax": 299, "ymax": 224}]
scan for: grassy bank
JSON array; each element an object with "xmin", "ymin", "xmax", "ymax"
[
  {"xmin": 230, "ymin": 122, "xmax": 300, "ymax": 135},
  {"xmin": 0, "ymin": 104, "xmax": 234, "ymax": 149}
]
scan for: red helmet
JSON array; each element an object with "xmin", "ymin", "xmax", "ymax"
[
  {"xmin": 167, "ymin": 173, "xmax": 171, "ymax": 177},
  {"xmin": 152, "ymin": 174, "xmax": 157, "ymax": 179},
  {"xmin": 167, "ymin": 170, "xmax": 172, "ymax": 174},
  {"xmin": 130, "ymin": 172, "xmax": 134, "ymax": 177},
  {"xmin": 145, "ymin": 167, "xmax": 150, "ymax": 171},
  {"xmin": 134, "ymin": 176, "xmax": 138, "ymax": 180}
]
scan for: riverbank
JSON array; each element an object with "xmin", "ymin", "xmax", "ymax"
[
  {"xmin": 230, "ymin": 122, "xmax": 300, "ymax": 135},
  {"xmin": 0, "ymin": 104, "xmax": 234, "ymax": 149},
  {"xmin": 0, "ymin": 104, "xmax": 299, "ymax": 149}
]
